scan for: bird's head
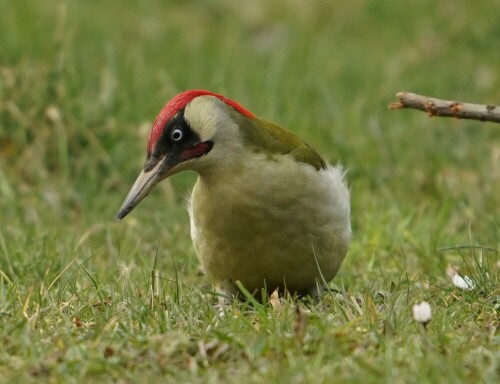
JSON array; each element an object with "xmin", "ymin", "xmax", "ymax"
[{"xmin": 116, "ymin": 89, "xmax": 254, "ymax": 219}]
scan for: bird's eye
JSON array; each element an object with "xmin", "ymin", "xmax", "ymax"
[{"xmin": 171, "ymin": 128, "xmax": 183, "ymax": 142}]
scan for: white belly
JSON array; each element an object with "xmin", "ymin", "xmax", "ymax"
[{"xmin": 189, "ymin": 155, "xmax": 351, "ymax": 295}]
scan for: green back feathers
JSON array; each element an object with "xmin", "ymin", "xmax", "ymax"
[{"xmin": 232, "ymin": 111, "xmax": 327, "ymax": 171}]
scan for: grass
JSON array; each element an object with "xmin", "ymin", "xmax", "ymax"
[{"xmin": 0, "ymin": 0, "xmax": 499, "ymax": 382}]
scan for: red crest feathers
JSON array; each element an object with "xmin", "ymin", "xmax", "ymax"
[{"xmin": 147, "ymin": 90, "xmax": 254, "ymax": 154}]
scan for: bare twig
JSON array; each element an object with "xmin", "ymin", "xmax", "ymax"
[{"xmin": 388, "ymin": 92, "xmax": 500, "ymax": 124}]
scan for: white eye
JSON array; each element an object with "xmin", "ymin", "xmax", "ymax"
[{"xmin": 171, "ymin": 128, "xmax": 183, "ymax": 142}]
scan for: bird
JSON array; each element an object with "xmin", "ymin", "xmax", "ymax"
[{"xmin": 117, "ymin": 90, "xmax": 351, "ymax": 299}]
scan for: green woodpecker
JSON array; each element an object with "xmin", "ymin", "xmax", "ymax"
[{"xmin": 117, "ymin": 90, "xmax": 351, "ymax": 298}]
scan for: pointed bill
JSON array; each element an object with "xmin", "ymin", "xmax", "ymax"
[{"xmin": 116, "ymin": 160, "xmax": 164, "ymax": 220}]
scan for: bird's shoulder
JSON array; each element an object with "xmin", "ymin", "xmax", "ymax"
[{"xmin": 233, "ymin": 112, "xmax": 327, "ymax": 171}]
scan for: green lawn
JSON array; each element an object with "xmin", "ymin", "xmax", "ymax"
[{"xmin": 0, "ymin": 1, "xmax": 498, "ymax": 382}]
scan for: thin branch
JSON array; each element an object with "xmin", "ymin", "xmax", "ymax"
[{"xmin": 388, "ymin": 92, "xmax": 500, "ymax": 124}]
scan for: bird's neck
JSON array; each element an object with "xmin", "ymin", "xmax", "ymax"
[{"xmin": 195, "ymin": 149, "xmax": 254, "ymax": 186}]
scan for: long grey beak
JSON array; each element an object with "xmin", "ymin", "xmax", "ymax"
[{"xmin": 116, "ymin": 160, "xmax": 164, "ymax": 220}]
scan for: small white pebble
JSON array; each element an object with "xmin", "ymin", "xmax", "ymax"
[
  {"xmin": 412, "ymin": 301, "xmax": 432, "ymax": 325},
  {"xmin": 451, "ymin": 273, "xmax": 476, "ymax": 291}
]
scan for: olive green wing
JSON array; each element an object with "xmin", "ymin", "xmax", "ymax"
[{"xmin": 236, "ymin": 114, "xmax": 326, "ymax": 171}]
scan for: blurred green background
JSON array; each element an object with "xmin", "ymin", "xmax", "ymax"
[
  {"xmin": 1, "ymin": 0, "xmax": 498, "ymax": 272},
  {"xmin": 0, "ymin": 0, "xmax": 498, "ymax": 382}
]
